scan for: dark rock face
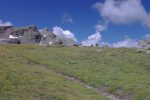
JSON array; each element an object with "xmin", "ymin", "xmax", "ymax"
[
  {"xmin": 0, "ymin": 25, "xmax": 41, "ymax": 44},
  {"xmin": 39, "ymin": 28, "xmax": 75, "ymax": 46},
  {"xmin": 0, "ymin": 26, "xmax": 13, "ymax": 38}
]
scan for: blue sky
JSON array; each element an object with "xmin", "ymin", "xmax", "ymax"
[{"xmin": 0, "ymin": 0, "xmax": 150, "ymax": 47}]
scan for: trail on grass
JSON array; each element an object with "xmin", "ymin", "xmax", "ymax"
[{"xmin": 24, "ymin": 58, "xmax": 131, "ymax": 100}]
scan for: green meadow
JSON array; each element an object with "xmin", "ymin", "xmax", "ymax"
[{"xmin": 0, "ymin": 45, "xmax": 150, "ymax": 100}]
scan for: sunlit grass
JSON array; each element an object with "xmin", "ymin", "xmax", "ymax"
[
  {"xmin": 0, "ymin": 45, "xmax": 107, "ymax": 100},
  {"xmin": 0, "ymin": 45, "xmax": 150, "ymax": 100}
]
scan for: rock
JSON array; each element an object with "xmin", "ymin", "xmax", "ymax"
[
  {"xmin": 139, "ymin": 40, "xmax": 150, "ymax": 50},
  {"xmin": 0, "ymin": 26, "xmax": 13, "ymax": 39},
  {"xmin": 72, "ymin": 44, "xmax": 78, "ymax": 47},
  {"xmin": 58, "ymin": 36, "xmax": 76, "ymax": 46},
  {"xmin": 0, "ymin": 39, "xmax": 8, "ymax": 44},
  {"xmin": 0, "ymin": 38, "xmax": 21, "ymax": 44},
  {"xmin": 0, "ymin": 26, "xmax": 75, "ymax": 46},
  {"xmin": 39, "ymin": 28, "xmax": 60, "ymax": 46},
  {"xmin": 39, "ymin": 28, "xmax": 75, "ymax": 46},
  {"xmin": 10, "ymin": 25, "xmax": 41, "ymax": 44},
  {"xmin": 0, "ymin": 25, "xmax": 41, "ymax": 44},
  {"xmin": 138, "ymin": 40, "xmax": 150, "ymax": 54},
  {"xmin": 137, "ymin": 40, "xmax": 150, "ymax": 54},
  {"xmin": 8, "ymin": 39, "xmax": 21, "ymax": 44}
]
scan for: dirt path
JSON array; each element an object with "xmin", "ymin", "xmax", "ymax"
[{"xmin": 24, "ymin": 59, "xmax": 130, "ymax": 100}]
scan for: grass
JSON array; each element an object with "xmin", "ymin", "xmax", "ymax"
[
  {"xmin": 0, "ymin": 45, "xmax": 150, "ymax": 100},
  {"xmin": 0, "ymin": 45, "xmax": 107, "ymax": 100}
]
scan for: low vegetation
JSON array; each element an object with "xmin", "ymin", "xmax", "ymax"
[{"xmin": 0, "ymin": 45, "xmax": 150, "ymax": 100}]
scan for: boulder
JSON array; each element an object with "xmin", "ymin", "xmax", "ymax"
[
  {"xmin": 39, "ymin": 28, "xmax": 60, "ymax": 46},
  {"xmin": 39, "ymin": 28, "xmax": 75, "ymax": 46},
  {"xmin": 58, "ymin": 36, "xmax": 76, "ymax": 46},
  {"xmin": 139, "ymin": 40, "xmax": 150, "ymax": 50},
  {"xmin": 138, "ymin": 40, "xmax": 150, "ymax": 54}
]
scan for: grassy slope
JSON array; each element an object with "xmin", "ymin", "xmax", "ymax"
[
  {"xmin": 0, "ymin": 45, "xmax": 150, "ymax": 100},
  {"xmin": 0, "ymin": 45, "xmax": 107, "ymax": 100}
]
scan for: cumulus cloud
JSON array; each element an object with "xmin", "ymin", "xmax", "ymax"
[
  {"xmin": 101, "ymin": 38, "xmax": 139, "ymax": 48},
  {"xmin": 81, "ymin": 0, "xmax": 149, "ymax": 48},
  {"xmin": 95, "ymin": 23, "xmax": 107, "ymax": 32},
  {"xmin": 82, "ymin": 32, "xmax": 102, "ymax": 46},
  {"xmin": 93, "ymin": 0, "xmax": 150, "ymax": 28},
  {"xmin": 81, "ymin": 23, "xmax": 106, "ymax": 46},
  {"xmin": 144, "ymin": 34, "xmax": 150, "ymax": 40},
  {"xmin": 112, "ymin": 38, "xmax": 139, "ymax": 48},
  {"xmin": 0, "ymin": 20, "xmax": 12, "ymax": 26},
  {"xmin": 86, "ymin": 0, "xmax": 150, "ymax": 48},
  {"xmin": 100, "ymin": 41, "xmax": 111, "ymax": 47},
  {"xmin": 52, "ymin": 26, "xmax": 76, "ymax": 41},
  {"xmin": 61, "ymin": 13, "xmax": 73, "ymax": 24}
]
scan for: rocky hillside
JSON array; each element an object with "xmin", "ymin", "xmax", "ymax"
[{"xmin": 0, "ymin": 25, "xmax": 75, "ymax": 46}]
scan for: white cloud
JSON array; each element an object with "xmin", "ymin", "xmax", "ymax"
[
  {"xmin": 93, "ymin": 0, "xmax": 150, "ymax": 28},
  {"xmin": 62, "ymin": 13, "xmax": 73, "ymax": 24},
  {"xmin": 101, "ymin": 38, "xmax": 139, "ymax": 48},
  {"xmin": 88, "ymin": 0, "xmax": 149, "ymax": 48},
  {"xmin": 95, "ymin": 23, "xmax": 107, "ymax": 32},
  {"xmin": 52, "ymin": 26, "xmax": 76, "ymax": 41},
  {"xmin": 112, "ymin": 38, "xmax": 139, "ymax": 48},
  {"xmin": 144, "ymin": 34, "xmax": 150, "ymax": 40},
  {"xmin": 0, "ymin": 20, "xmax": 12, "ymax": 26},
  {"xmin": 82, "ymin": 32, "xmax": 102, "ymax": 46},
  {"xmin": 100, "ymin": 41, "xmax": 111, "ymax": 47},
  {"xmin": 81, "ymin": 23, "xmax": 106, "ymax": 46}
]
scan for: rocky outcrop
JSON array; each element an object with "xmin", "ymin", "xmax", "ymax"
[
  {"xmin": 0, "ymin": 25, "xmax": 75, "ymax": 46},
  {"xmin": 0, "ymin": 26, "xmax": 14, "ymax": 38},
  {"xmin": 39, "ymin": 28, "xmax": 75, "ymax": 46},
  {"xmin": 0, "ymin": 39, "xmax": 21, "ymax": 44},
  {"xmin": 39, "ymin": 28, "xmax": 60, "ymax": 46},
  {"xmin": 58, "ymin": 36, "xmax": 76, "ymax": 46},
  {"xmin": 138, "ymin": 40, "xmax": 150, "ymax": 54},
  {"xmin": 0, "ymin": 25, "xmax": 41, "ymax": 44},
  {"xmin": 139, "ymin": 40, "xmax": 150, "ymax": 50}
]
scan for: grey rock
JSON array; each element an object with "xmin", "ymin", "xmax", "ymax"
[
  {"xmin": 39, "ymin": 28, "xmax": 60, "ymax": 46},
  {"xmin": 58, "ymin": 36, "xmax": 76, "ymax": 46},
  {"xmin": 0, "ymin": 26, "xmax": 75, "ymax": 46},
  {"xmin": 139, "ymin": 40, "xmax": 150, "ymax": 50},
  {"xmin": 0, "ymin": 26, "xmax": 14, "ymax": 38},
  {"xmin": 0, "ymin": 25, "xmax": 41, "ymax": 44},
  {"xmin": 138, "ymin": 40, "xmax": 150, "ymax": 54},
  {"xmin": 39, "ymin": 28, "xmax": 75, "ymax": 46},
  {"xmin": 0, "ymin": 39, "xmax": 21, "ymax": 44}
]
